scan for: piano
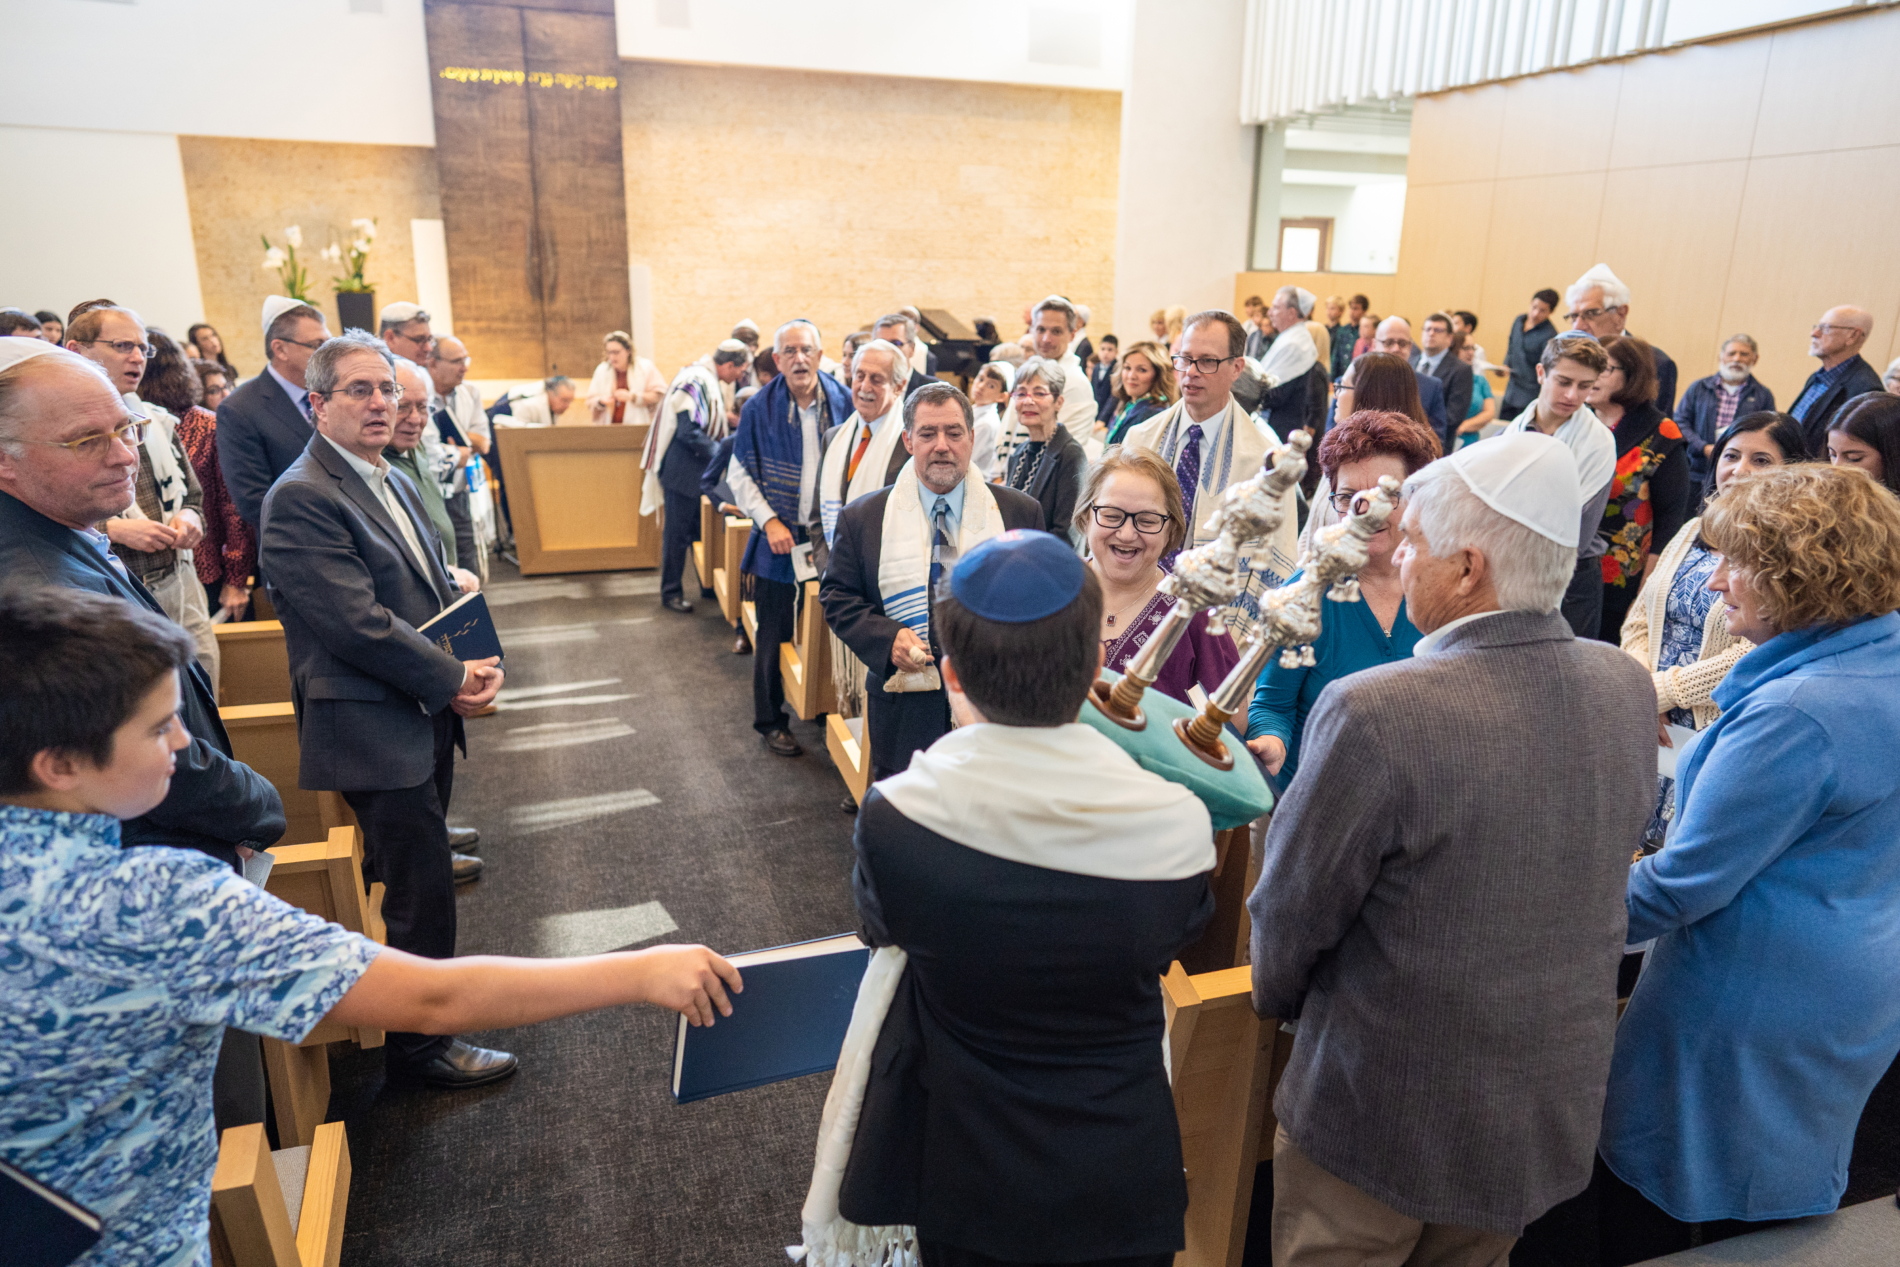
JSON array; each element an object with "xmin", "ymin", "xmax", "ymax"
[{"xmin": 915, "ymin": 308, "xmax": 997, "ymax": 388}]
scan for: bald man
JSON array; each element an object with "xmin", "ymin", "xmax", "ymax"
[
  {"xmin": 1371, "ymin": 316, "xmax": 1451, "ymax": 445},
  {"xmin": 1790, "ymin": 305, "xmax": 1882, "ymax": 457}
]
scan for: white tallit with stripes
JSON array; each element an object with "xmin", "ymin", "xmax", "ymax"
[
  {"xmin": 876, "ymin": 459, "xmax": 1003, "ymax": 693},
  {"xmin": 818, "ymin": 408, "xmax": 905, "ymax": 545}
]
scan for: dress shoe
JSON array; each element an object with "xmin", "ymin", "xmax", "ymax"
[
  {"xmin": 700, "ymin": 586, "xmax": 717, "ymax": 599},
  {"xmin": 451, "ymin": 852, "xmax": 483, "ymax": 883},
  {"xmin": 763, "ymin": 728, "xmax": 803, "ymax": 758},
  {"xmin": 447, "ymin": 825, "xmax": 480, "ymax": 852},
  {"xmin": 402, "ymin": 1039, "xmax": 518, "ymax": 1089},
  {"xmin": 840, "ymin": 793, "xmax": 859, "ymax": 815},
  {"xmin": 663, "ymin": 596, "xmax": 694, "ymax": 614},
  {"xmin": 734, "ymin": 630, "xmax": 752, "ymax": 655}
]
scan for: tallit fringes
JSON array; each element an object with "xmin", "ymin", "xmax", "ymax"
[{"xmin": 788, "ymin": 1219, "xmax": 919, "ymax": 1267}]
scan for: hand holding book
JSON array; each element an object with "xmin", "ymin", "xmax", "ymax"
[{"xmin": 452, "ymin": 656, "xmax": 503, "ymax": 716}]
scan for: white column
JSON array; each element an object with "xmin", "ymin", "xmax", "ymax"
[{"xmin": 1112, "ymin": 0, "xmax": 1257, "ymax": 342}]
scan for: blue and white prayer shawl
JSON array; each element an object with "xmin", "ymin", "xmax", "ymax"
[
  {"xmin": 736, "ymin": 372, "xmax": 850, "ymax": 585},
  {"xmin": 875, "ymin": 461, "xmax": 1004, "ymax": 693}
]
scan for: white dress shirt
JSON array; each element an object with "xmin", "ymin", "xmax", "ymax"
[
  {"xmin": 726, "ymin": 394, "xmax": 823, "ymax": 531},
  {"xmin": 319, "ymin": 432, "xmax": 436, "ymax": 585}
]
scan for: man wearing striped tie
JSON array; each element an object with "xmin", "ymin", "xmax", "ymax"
[{"xmin": 819, "ymin": 382, "xmax": 1045, "ymax": 783}]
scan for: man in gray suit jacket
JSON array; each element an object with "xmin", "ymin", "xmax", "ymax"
[
  {"xmin": 216, "ymin": 298, "xmax": 331, "ymax": 526},
  {"xmin": 1248, "ymin": 433, "xmax": 1655, "ymax": 1263},
  {"xmin": 260, "ymin": 332, "xmax": 508, "ymax": 1090}
]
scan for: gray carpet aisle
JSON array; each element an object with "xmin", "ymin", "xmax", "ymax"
[{"xmin": 329, "ymin": 560, "xmax": 859, "ymax": 1266}]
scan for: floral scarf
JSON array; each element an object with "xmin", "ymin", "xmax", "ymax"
[{"xmin": 1600, "ymin": 406, "xmax": 1685, "ymax": 589}]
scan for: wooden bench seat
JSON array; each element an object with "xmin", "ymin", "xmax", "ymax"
[{"xmin": 210, "ymin": 1121, "xmax": 350, "ymax": 1267}]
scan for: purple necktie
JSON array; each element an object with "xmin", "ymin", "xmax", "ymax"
[{"xmin": 1175, "ymin": 423, "xmax": 1204, "ymax": 530}]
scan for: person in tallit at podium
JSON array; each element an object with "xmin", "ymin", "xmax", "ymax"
[
  {"xmin": 817, "ymin": 382, "xmax": 1043, "ymax": 783},
  {"xmin": 794, "ymin": 530, "xmax": 1215, "ymax": 1267},
  {"xmin": 644, "ymin": 338, "xmax": 749, "ymax": 613},
  {"xmin": 1120, "ymin": 309, "xmax": 1299, "ymax": 587},
  {"xmin": 1247, "ymin": 433, "xmax": 1656, "ymax": 1266},
  {"xmin": 1250, "ymin": 285, "xmax": 1325, "ymax": 442},
  {"xmin": 807, "ymin": 338, "xmax": 912, "ymax": 574}
]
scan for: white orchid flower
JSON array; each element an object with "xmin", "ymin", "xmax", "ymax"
[
  {"xmin": 285, "ymin": 225, "xmax": 303, "ymax": 248},
  {"xmin": 352, "ymin": 217, "xmax": 377, "ymax": 236},
  {"xmin": 351, "ymin": 238, "xmax": 371, "ymax": 255},
  {"xmin": 262, "ymin": 246, "xmax": 287, "ymax": 270},
  {"xmin": 320, "ymin": 243, "xmax": 342, "ymax": 263}
]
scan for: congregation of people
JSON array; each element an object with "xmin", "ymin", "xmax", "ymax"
[{"xmin": 4, "ymin": 252, "xmax": 1900, "ymax": 1267}]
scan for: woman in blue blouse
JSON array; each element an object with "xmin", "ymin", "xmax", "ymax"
[
  {"xmin": 1597, "ymin": 465, "xmax": 1900, "ymax": 1264},
  {"xmin": 1245, "ymin": 410, "xmax": 1440, "ymax": 779}
]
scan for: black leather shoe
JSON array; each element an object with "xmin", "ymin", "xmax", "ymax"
[
  {"xmin": 700, "ymin": 587, "xmax": 716, "ymax": 599},
  {"xmin": 733, "ymin": 631, "xmax": 752, "ymax": 655},
  {"xmin": 447, "ymin": 825, "xmax": 480, "ymax": 852},
  {"xmin": 840, "ymin": 793, "xmax": 859, "ymax": 815},
  {"xmin": 403, "ymin": 1040, "xmax": 518, "ymax": 1089},
  {"xmin": 764, "ymin": 728, "xmax": 803, "ymax": 757},
  {"xmin": 451, "ymin": 852, "xmax": 483, "ymax": 883},
  {"xmin": 663, "ymin": 596, "xmax": 693, "ymax": 613}
]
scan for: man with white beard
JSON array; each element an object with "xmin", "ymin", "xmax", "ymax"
[{"xmin": 1672, "ymin": 335, "xmax": 1775, "ymax": 492}]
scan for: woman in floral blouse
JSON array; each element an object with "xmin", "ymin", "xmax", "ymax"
[{"xmin": 1593, "ymin": 334, "xmax": 1689, "ymax": 643}]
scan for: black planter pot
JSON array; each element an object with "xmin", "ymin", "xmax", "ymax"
[{"xmin": 335, "ymin": 291, "xmax": 376, "ymax": 334}]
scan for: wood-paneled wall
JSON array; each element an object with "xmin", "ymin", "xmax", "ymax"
[
  {"xmin": 1382, "ymin": 5, "xmax": 1900, "ymax": 406},
  {"xmin": 423, "ymin": 0, "xmax": 630, "ymax": 383}
]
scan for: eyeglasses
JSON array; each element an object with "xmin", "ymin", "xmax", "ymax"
[
  {"xmin": 1011, "ymin": 386, "xmax": 1054, "ymax": 400},
  {"xmin": 776, "ymin": 345, "xmax": 818, "ymax": 362},
  {"xmin": 390, "ymin": 328, "xmax": 435, "ymax": 349},
  {"xmin": 80, "ymin": 338, "xmax": 153, "ymax": 359},
  {"xmin": 1567, "ymin": 307, "xmax": 1609, "ymax": 324},
  {"xmin": 15, "ymin": 418, "xmax": 147, "ymax": 461},
  {"xmin": 1090, "ymin": 505, "xmax": 1172, "ymax": 534},
  {"xmin": 273, "ymin": 335, "xmax": 326, "ymax": 352},
  {"xmin": 1327, "ymin": 488, "xmax": 1399, "ymax": 514},
  {"xmin": 315, "ymin": 380, "xmax": 403, "ymax": 404},
  {"xmin": 1171, "ymin": 353, "xmax": 1239, "ymax": 375},
  {"xmin": 435, "ymin": 353, "xmax": 472, "ymax": 368},
  {"xmin": 1812, "ymin": 323, "xmax": 1862, "ymax": 336}
]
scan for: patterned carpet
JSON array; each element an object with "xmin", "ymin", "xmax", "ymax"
[{"xmin": 329, "ymin": 559, "xmax": 859, "ymax": 1267}]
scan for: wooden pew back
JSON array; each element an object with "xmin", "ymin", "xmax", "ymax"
[
  {"xmin": 216, "ymin": 620, "xmax": 291, "ymax": 707},
  {"xmin": 210, "ymin": 1121, "xmax": 351, "ymax": 1267}
]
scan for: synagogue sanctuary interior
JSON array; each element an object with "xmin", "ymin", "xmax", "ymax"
[{"xmin": 8, "ymin": 2, "xmax": 1900, "ymax": 1267}]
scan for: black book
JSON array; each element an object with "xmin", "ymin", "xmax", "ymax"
[
  {"xmin": 671, "ymin": 934, "xmax": 870, "ymax": 1104},
  {"xmin": 416, "ymin": 590, "xmax": 503, "ymax": 662},
  {"xmin": 0, "ymin": 1159, "xmax": 103, "ymax": 1267}
]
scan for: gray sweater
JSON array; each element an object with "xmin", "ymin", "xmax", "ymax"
[{"xmin": 1247, "ymin": 609, "xmax": 1655, "ymax": 1234}]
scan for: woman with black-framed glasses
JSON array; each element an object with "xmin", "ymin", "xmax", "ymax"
[{"xmin": 1075, "ymin": 447, "xmax": 1238, "ymax": 707}]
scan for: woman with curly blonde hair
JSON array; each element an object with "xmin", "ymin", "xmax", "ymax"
[{"xmin": 1596, "ymin": 463, "xmax": 1900, "ymax": 1263}]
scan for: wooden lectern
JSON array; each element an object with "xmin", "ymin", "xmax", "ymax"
[{"xmin": 492, "ymin": 425, "xmax": 661, "ymax": 575}]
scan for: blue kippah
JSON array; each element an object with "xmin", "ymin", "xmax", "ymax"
[{"xmin": 948, "ymin": 530, "xmax": 1086, "ymax": 622}]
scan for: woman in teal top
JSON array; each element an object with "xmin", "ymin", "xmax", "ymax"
[{"xmin": 1246, "ymin": 410, "xmax": 1440, "ymax": 779}]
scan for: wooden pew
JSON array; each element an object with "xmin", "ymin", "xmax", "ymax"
[
  {"xmin": 826, "ymin": 714, "xmax": 872, "ymax": 807},
  {"xmin": 1177, "ymin": 826, "xmax": 1257, "ymax": 975},
  {"xmin": 220, "ymin": 704, "xmax": 316, "ymax": 846},
  {"xmin": 694, "ymin": 495, "xmax": 723, "ymax": 590},
  {"xmin": 779, "ymin": 579, "xmax": 834, "ymax": 722},
  {"xmin": 1166, "ymin": 962, "xmax": 1294, "ymax": 1267},
  {"xmin": 216, "ymin": 620, "xmax": 291, "ymax": 707},
  {"xmin": 260, "ymin": 824, "xmax": 386, "ymax": 1146},
  {"xmin": 714, "ymin": 515, "xmax": 751, "ymax": 626},
  {"xmin": 209, "ymin": 1121, "xmax": 350, "ymax": 1267}
]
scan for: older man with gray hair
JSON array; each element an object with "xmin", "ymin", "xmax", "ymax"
[
  {"xmin": 1566, "ymin": 263, "xmax": 1679, "ymax": 412},
  {"xmin": 1674, "ymin": 334, "xmax": 1776, "ymax": 488},
  {"xmin": 870, "ymin": 312, "xmax": 936, "ymax": 399},
  {"xmin": 809, "ymin": 337, "xmax": 912, "ymax": 573},
  {"xmin": 1789, "ymin": 305, "xmax": 1881, "ymax": 456},
  {"xmin": 1248, "ymin": 432, "xmax": 1656, "ymax": 1266}
]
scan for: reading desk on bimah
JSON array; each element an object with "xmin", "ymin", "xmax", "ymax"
[{"xmin": 491, "ymin": 423, "xmax": 661, "ymax": 576}]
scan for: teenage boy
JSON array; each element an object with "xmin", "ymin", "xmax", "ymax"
[{"xmin": 0, "ymin": 587, "xmax": 740, "ymax": 1267}]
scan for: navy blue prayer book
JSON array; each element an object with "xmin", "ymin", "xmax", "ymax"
[
  {"xmin": 0, "ymin": 1158, "xmax": 103, "ymax": 1267},
  {"xmin": 671, "ymin": 933, "xmax": 870, "ymax": 1103},
  {"xmin": 417, "ymin": 591, "xmax": 503, "ymax": 662}
]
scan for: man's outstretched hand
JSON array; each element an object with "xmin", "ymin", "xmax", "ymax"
[{"xmin": 637, "ymin": 945, "xmax": 744, "ymax": 1027}]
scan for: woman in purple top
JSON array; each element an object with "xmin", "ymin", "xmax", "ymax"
[{"xmin": 1077, "ymin": 447, "xmax": 1239, "ymax": 706}]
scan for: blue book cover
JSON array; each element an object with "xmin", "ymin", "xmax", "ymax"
[
  {"xmin": 0, "ymin": 1158, "xmax": 103, "ymax": 1267},
  {"xmin": 671, "ymin": 934, "xmax": 870, "ymax": 1104},
  {"xmin": 417, "ymin": 591, "xmax": 503, "ymax": 662}
]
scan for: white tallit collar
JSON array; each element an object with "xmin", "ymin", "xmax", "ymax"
[
  {"xmin": 1250, "ymin": 321, "xmax": 1317, "ymax": 388},
  {"xmin": 819, "ymin": 406, "xmax": 905, "ymax": 544},
  {"xmin": 878, "ymin": 722, "xmax": 1214, "ymax": 881}
]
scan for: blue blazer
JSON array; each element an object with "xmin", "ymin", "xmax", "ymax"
[
  {"xmin": 260, "ymin": 434, "xmax": 467, "ymax": 792},
  {"xmin": 216, "ymin": 368, "xmax": 313, "ymax": 527},
  {"xmin": 0, "ymin": 492, "xmax": 285, "ymax": 864},
  {"xmin": 1414, "ymin": 370, "xmax": 1451, "ymax": 446}
]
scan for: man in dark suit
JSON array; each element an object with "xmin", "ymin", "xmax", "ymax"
[
  {"xmin": 1373, "ymin": 317, "xmax": 1452, "ymax": 444},
  {"xmin": 1412, "ymin": 312, "xmax": 1475, "ymax": 437},
  {"xmin": 653, "ymin": 340, "xmax": 750, "ymax": 612},
  {"xmin": 1090, "ymin": 333, "xmax": 1119, "ymax": 423},
  {"xmin": 1789, "ymin": 305, "xmax": 1882, "ymax": 456},
  {"xmin": 259, "ymin": 331, "xmax": 507, "ymax": 1090},
  {"xmin": 0, "ymin": 343, "xmax": 286, "ymax": 1128},
  {"xmin": 1565, "ymin": 264, "xmax": 1678, "ymax": 413},
  {"xmin": 873, "ymin": 313, "xmax": 937, "ymax": 398},
  {"xmin": 217, "ymin": 297, "xmax": 332, "ymax": 527},
  {"xmin": 807, "ymin": 339, "xmax": 912, "ymax": 575},
  {"xmin": 820, "ymin": 383, "xmax": 1043, "ymax": 781}
]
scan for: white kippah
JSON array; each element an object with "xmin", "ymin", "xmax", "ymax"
[
  {"xmin": 733, "ymin": 318, "xmax": 759, "ymax": 334},
  {"xmin": 717, "ymin": 338, "xmax": 750, "ymax": 355},
  {"xmin": 987, "ymin": 360, "xmax": 1016, "ymax": 392},
  {"xmin": 1445, "ymin": 432, "xmax": 1582, "ymax": 548},
  {"xmin": 0, "ymin": 337, "xmax": 60, "ymax": 375},
  {"xmin": 1293, "ymin": 287, "xmax": 1317, "ymax": 318},
  {"xmin": 261, "ymin": 294, "xmax": 307, "ymax": 334},
  {"xmin": 378, "ymin": 301, "xmax": 424, "ymax": 326}
]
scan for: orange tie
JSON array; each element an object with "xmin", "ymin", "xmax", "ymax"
[{"xmin": 845, "ymin": 425, "xmax": 873, "ymax": 483}]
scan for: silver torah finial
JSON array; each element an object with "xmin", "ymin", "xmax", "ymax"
[
  {"xmin": 1090, "ymin": 432, "xmax": 1311, "ymax": 729},
  {"xmin": 1176, "ymin": 474, "xmax": 1402, "ymax": 767}
]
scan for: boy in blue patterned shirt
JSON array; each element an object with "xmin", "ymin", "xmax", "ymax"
[{"xmin": 0, "ymin": 587, "xmax": 742, "ymax": 1266}]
